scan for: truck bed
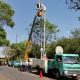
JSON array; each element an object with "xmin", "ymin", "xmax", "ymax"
[
  {"xmin": 32, "ymin": 59, "xmax": 45, "ymax": 68},
  {"xmin": 32, "ymin": 59, "xmax": 54, "ymax": 69}
]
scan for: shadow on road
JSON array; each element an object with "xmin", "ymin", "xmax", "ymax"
[
  {"xmin": 31, "ymin": 70, "xmax": 78, "ymax": 80},
  {"xmin": 57, "ymin": 76, "xmax": 71, "ymax": 80},
  {"xmin": 0, "ymin": 69, "xmax": 3, "ymax": 71},
  {"xmin": 57, "ymin": 76, "xmax": 78, "ymax": 80}
]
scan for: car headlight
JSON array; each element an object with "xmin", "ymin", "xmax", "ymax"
[{"xmin": 64, "ymin": 71, "xmax": 68, "ymax": 74}]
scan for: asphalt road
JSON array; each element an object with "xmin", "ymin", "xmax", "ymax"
[
  {"xmin": 0, "ymin": 66, "xmax": 54, "ymax": 80},
  {"xmin": 0, "ymin": 66, "xmax": 79, "ymax": 80}
]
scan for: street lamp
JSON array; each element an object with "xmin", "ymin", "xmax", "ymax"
[{"xmin": 40, "ymin": 47, "xmax": 44, "ymax": 59}]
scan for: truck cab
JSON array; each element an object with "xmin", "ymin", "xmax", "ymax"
[{"xmin": 50, "ymin": 53, "xmax": 80, "ymax": 78}]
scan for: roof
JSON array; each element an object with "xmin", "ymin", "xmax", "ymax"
[{"xmin": 55, "ymin": 53, "xmax": 79, "ymax": 57}]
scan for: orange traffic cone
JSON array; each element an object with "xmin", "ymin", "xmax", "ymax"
[{"xmin": 40, "ymin": 70, "xmax": 42, "ymax": 78}]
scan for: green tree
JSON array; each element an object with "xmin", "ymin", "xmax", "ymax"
[
  {"xmin": 46, "ymin": 42, "xmax": 57, "ymax": 58},
  {"xmin": 11, "ymin": 41, "xmax": 26, "ymax": 60},
  {"xmin": 70, "ymin": 28, "xmax": 80, "ymax": 53},
  {"xmin": 30, "ymin": 43, "xmax": 41, "ymax": 58},
  {"xmin": 0, "ymin": 1, "xmax": 14, "ymax": 27},
  {"xmin": 66, "ymin": 0, "xmax": 80, "ymax": 11},
  {"xmin": 0, "ymin": 1, "xmax": 14, "ymax": 46},
  {"xmin": 0, "ymin": 28, "xmax": 6, "ymax": 39},
  {"xmin": 71, "ymin": 28, "xmax": 80, "ymax": 38},
  {"xmin": 66, "ymin": 0, "xmax": 80, "ymax": 20},
  {"xmin": 0, "ymin": 28, "xmax": 10, "ymax": 46},
  {"xmin": 32, "ymin": 19, "xmax": 59, "ymax": 44},
  {"xmin": 29, "ymin": 19, "xmax": 59, "ymax": 58}
]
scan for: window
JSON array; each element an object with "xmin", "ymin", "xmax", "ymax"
[{"xmin": 56, "ymin": 56, "xmax": 62, "ymax": 63}]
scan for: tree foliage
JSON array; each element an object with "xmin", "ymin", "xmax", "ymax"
[
  {"xmin": 11, "ymin": 42, "xmax": 26, "ymax": 59},
  {"xmin": 30, "ymin": 43, "xmax": 41, "ymax": 58},
  {"xmin": 31, "ymin": 18, "xmax": 59, "ymax": 45},
  {"xmin": 29, "ymin": 19, "xmax": 59, "ymax": 58},
  {"xmin": 71, "ymin": 28, "xmax": 80, "ymax": 38},
  {"xmin": 0, "ymin": 1, "xmax": 14, "ymax": 27},
  {"xmin": 66, "ymin": 0, "xmax": 80, "ymax": 11},
  {"xmin": 0, "ymin": 28, "xmax": 6, "ymax": 39},
  {"xmin": 9, "ymin": 27, "xmax": 80, "ymax": 59},
  {"xmin": 46, "ymin": 36, "xmax": 80, "ymax": 59},
  {"xmin": 0, "ymin": 1, "xmax": 14, "ymax": 46},
  {"xmin": 45, "ymin": 28, "xmax": 80, "ymax": 58},
  {"xmin": 0, "ymin": 28, "xmax": 10, "ymax": 46}
]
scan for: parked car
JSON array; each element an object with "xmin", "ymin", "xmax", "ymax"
[
  {"xmin": 13, "ymin": 61, "xmax": 21, "ymax": 68},
  {"xmin": 8, "ymin": 61, "xmax": 14, "ymax": 67}
]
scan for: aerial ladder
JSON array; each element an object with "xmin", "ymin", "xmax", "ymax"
[{"xmin": 24, "ymin": 0, "xmax": 43, "ymax": 61}]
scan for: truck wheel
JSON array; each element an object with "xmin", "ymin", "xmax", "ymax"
[
  {"xmin": 37, "ymin": 68, "xmax": 40, "ymax": 74},
  {"xmin": 53, "ymin": 70, "xmax": 60, "ymax": 79},
  {"xmin": 36, "ymin": 66, "xmax": 40, "ymax": 74},
  {"xmin": 28, "ymin": 66, "xmax": 32, "ymax": 72}
]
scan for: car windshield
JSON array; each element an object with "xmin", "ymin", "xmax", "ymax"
[{"xmin": 63, "ymin": 56, "xmax": 80, "ymax": 64}]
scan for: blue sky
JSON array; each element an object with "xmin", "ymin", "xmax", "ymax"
[{"xmin": 3, "ymin": 0, "xmax": 80, "ymax": 43}]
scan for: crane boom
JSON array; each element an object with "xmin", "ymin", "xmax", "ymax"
[
  {"xmin": 24, "ymin": 0, "xmax": 43, "ymax": 61},
  {"xmin": 28, "ymin": 16, "xmax": 36, "ymax": 41},
  {"xmin": 24, "ymin": 16, "xmax": 37, "ymax": 61}
]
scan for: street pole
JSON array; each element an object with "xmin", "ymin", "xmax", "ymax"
[
  {"xmin": 43, "ymin": 10, "xmax": 46, "ymax": 56},
  {"xmin": 40, "ymin": 3, "xmax": 46, "ymax": 57},
  {"xmin": 36, "ymin": 0, "xmax": 46, "ymax": 59}
]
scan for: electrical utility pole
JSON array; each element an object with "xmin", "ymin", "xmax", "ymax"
[
  {"xmin": 37, "ymin": 0, "xmax": 46, "ymax": 59},
  {"xmin": 41, "ymin": 3, "xmax": 46, "ymax": 57},
  {"xmin": 41, "ymin": 2, "xmax": 46, "ymax": 58}
]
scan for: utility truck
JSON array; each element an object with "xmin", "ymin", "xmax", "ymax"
[{"xmin": 29, "ymin": 46, "xmax": 80, "ymax": 79}]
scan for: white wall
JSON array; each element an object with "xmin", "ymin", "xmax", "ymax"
[{"xmin": 0, "ymin": 46, "xmax": 6, "ymax": 58}]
